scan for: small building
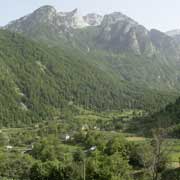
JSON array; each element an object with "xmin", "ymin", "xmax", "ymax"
[
  {"xmin": 65, "ymin": 134, "xmax": 70, "ymax": 141},
  {"xmin": 22, "ymin": 148, "xmax": 33, "ymax": 154},
  {"xmin": 90, "ymin": 146, "xmax": 96, "ymax": 151},
  {"xmin": 81, "ymin": 124, "xmax": 89, "ymax": 131},
  {"xmin": 93, "ymin": 126, "xmax": 100, "ymax": 131},
  {"xmin": 35, "ymin": 124, "xmax": 39, "ymax": 128},
  {"xmin": 6, "ymin": 145, "xmax": 13, "ymax": 150}
]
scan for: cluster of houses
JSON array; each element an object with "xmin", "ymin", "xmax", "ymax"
[{"xmin": 1, "ymin": 123, "xmax": 99, "ymax": 156}]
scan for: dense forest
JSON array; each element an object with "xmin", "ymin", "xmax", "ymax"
[
  {"xmin": 0, "ymin": 29, "xmax": 177, "ymax": 127},
  {"xmin": 129, "ymin": 97, "xmax": 180, "ymax": 138}
]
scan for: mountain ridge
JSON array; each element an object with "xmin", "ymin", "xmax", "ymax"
[
  {"xmin": 1, "ymin": 5, "xmax": 180, "ymax": 127},
  {"xmin": 5, "ymin": 5, "xmax": 180, "ymax": 57},
  {"xmin": 1, "ymin": 29, "xmax": 177, "ymax": 127},
  {"xmin": 4, "ymin": 5, "xmax": 180, "ymax": 93}
]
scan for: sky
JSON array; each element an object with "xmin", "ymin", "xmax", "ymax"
[{"xmin": 1, "ymin": 0, "xmax": 180, "ymax": 32}]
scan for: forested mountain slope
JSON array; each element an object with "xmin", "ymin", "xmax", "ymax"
[
  {"xmin": 2, "ymin": 5, "xmax": 180, "ymax": 127},
  {"xmin": 0, "ymin": 29, "xmax": 178, "ymax": 127},
  {"xmin": 129, "ymin": 96, "xmax": 180, "ymax": 137},
  {"xmin": 5, "ymin": 5, "xmax": 180, "ymax": 92}
]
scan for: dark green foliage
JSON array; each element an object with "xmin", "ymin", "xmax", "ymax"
[
  {"xmin": 29, "ymin": 161, "xmax": 77, "ymax": 180},
  {"xmin": 129, "ymin": 97, "xmax": 180, "ymax": 137},
  {"xmin": 161, "ymin": 168, "xmax": 180, "ymax": 180},
  {"xmin": 128, "ymin": 143, "xmax": 153, "ymax": 168},
  {"xmin": 105, "ymin": 136, "xmax": 130, "ymax": 157},
  {"xmin": 0, "ymin": 116, "xmax": 175, "ymax": 180},
  {"xmin": 0, "ymin": 29, "xmax": 177, "ymax": 127},
  {"xmin": 0, "ymin": 153, "xmax": 34, "ymax": 180}
]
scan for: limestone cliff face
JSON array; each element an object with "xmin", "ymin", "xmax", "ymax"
[
  {"xmin": 95, "ymin": 12, "xmax": 156, "ymax": 55},
  {"xmin": 5, "ymin": 6, "xmax": 90, "ymax": 35},
  {"xmin": 5, "ymin": 5, "xmax": 180, "ymax": 58},
  {"xmin": 83, "ymin": 13, "xmax": 103, "ymax": 26}
]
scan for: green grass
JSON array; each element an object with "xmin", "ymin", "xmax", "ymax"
[{"xmin": 167, "ymin": 139, "xmax": 180, "ymax": 167}]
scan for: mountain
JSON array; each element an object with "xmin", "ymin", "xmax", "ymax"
[
  {"xmin": 1, "ymin": 29, "xmax": 176, "ymax": 127},
  {"xmin": 0, "ymin": 29, "xmax": 122, "ymax": 126},
  {"xmin": 5, "ymin": 5, "xmax": 179, "ymax": 56},
  {"xmin": 2, "ymin": 5, "xmax": 180, "ymax": 127},
  {"xmin": 150, "ymin": 29, "xmax": 180, "ymax": 60},
  {"xmin": 4, "ymin": 5, "xmax": 180, "ymax": 93},
  {"xmin": 93, "ymin": 12, "xmax": 155, "ymax": 55},
  {"xmin": 75, "ymin": 15, "xmax": 180, "ymax": 91},
  {"xmin": 5, "ymin": 5, "xmax": 89, "ymax": 30},
  {"xmin": 5, "ymin": 5, "xmax": 180, "ymax": 58},
  {"xmin": 4, "ymin": 6, "xmax": 98, "ymax": 45},
  {"xmin": 3, "ymin": 7, "xmax": 169, "ymax": 55}
]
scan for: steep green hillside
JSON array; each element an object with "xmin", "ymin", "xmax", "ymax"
[
  {"xmin": 129, "ymin": 97, "xmax": 180, "ymax": 137},
  {"xmin": 5, "ymin": 6, "xmax": 180, "ymax": 92},
  {"xmin": 0, "ymin": 29, "xmax": 123, "ymax": 126},
  {"xmin": 0, "ymin": 29, "xmax": 177, "ymax": 127}
]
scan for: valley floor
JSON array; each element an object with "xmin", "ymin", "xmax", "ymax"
[{"xmin": 0, "ymin": 108, "xmax": 179, "ymax": 179}]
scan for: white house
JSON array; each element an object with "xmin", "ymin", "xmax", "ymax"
[
  {"xmin": 65, "ymin": 134, "xmax": 70, "ymax": 141},
  {"xmin": 6, "ymin": 145, "xmax": 13, "ymax": 150},
  {"xmin": 90, "ymin": 146, "xmax": 96, "ymax": 151}
]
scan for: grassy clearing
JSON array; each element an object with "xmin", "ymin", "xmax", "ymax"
[
  {"xmin": 167, "ymin": 139, "xmax": 180, "ymax": 168},
  {"xmin": 126, "ymin": 136, "xmax": 146, "ymax": 142}
]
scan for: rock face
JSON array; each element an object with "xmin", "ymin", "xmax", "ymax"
[
  {"xmin": 56, "ymin": 8, "xmax": 89, "ymax": 29},
  {"xmin": 4, "ymin": 4, "xmax": 180, "ymax": 65},
  {"xmin": 5, "ymin": 6, "xmax": 99, "ymax": 44},
  {"xmin": 5, "ymin": 5, "xmax": 180, "ymax": 57},
  {"xmin": 166, "ymin": 29, "xmax": 180, "ymax": 44},
  {"xmin": 83, "ymin": 13, "xmax": 103, "ymax": 26},
  {"xmin": 95, "ymin": 12, "xmax": 156, "ymax": 55},
  {"xmin": 166, "ymin": 29, "xmax": 180, "ymax": 37},
  {"xmin": 5, "ymin": 6, "xmax": 57, "ymax": 32},
  {"xmin": 5, "ymin": 6, "xmax": 90, "ymax": 38},
  {"xmin": 5, "ymin": 6, "xmax": 101, "ymax": 34},
  {"xmin": 150, "ymin": 29, "xmax": 180, "ymax": 58},
  {"xmin": 4, "ymin": 5, "xmax": 180, "ymax": 92}
]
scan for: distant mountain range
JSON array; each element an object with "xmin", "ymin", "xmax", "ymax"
[
  {"xmin": 4, "ymin": 6, "xmax": 180, "ymax": 56},
  {"xmin": 4, "ymin": 6, "xmax": 102, "ymax": 37},
  {"xmin": 1, "ymin": 5, "xmax": 180, "ymax": 126},
  {"xmin": 4, "ymin": 6, "xmax": 180, "ymax": 91}
]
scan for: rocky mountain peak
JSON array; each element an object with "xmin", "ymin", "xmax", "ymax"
[
  {"xmin": 58, "ymin": 8, "xmax": 89, "ymax": 29},
  {"xmin": 33, "ymin": 5, "xmax": 57, "ymax": 22},
  {"xmin": 101, "ymin": 12, "xmax": 137, "ymax": 27},
  {"xmin": 4, "ymin": 5, "xmax": 180, "ymax": 60},
  {"xmin": 35, "ymin": 5, "xmax": 56, "ymax": 13},
  {"xmin": 70, "ymin": 8, "xmax": 78, "ymax": 16},
  {"xmin": 5, "ymin": 6, "xmax": 108, "ymax": 32},
  {"xmin": 5, "ymin": 6, "xmax": 91, "ymax": 32},
  {"xmin": 96, "ymin": 11, "xmax": 155, "ymax": 55},
  {"xmin": 59, "ymin": 8, "xmax": 79, "ymax": 17}
]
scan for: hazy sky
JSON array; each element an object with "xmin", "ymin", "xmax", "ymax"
[{"xmin": 1, "ymin": 0, "xmax": 180, "ymax": 31}]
